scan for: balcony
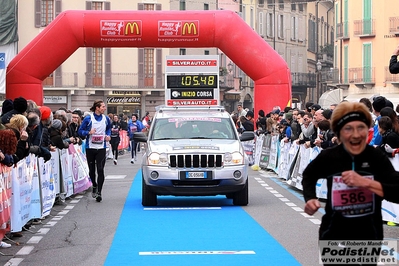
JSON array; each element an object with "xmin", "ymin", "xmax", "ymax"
[
  {"xmin": 349, "ymin": 67, "xmax": 375, "ymax": 88},
  {"xmin": 291, "ymin": 72, "xmax": 316, "ymax": 87},
  {"xmin": 42, "ymin": 73, "xmax": 78, "ymax": 87},
  {"xmin": 385, "ymin": 66, "xmax": 399, "ymax": 87},
  {"xmin": 219, "ymin": 75, "xmax": 234, "ymax": 90},
  {"xmin": 336, "ymin": 22, "xmax": 350, "ymax": 40},
  {"xmin": 389, "ymin": 17, "xmax": 399, "ymax": 35},
  {"xmin": 85, "ymin": 72, "xmax": 165, "ymax": 89},
  {"xmin": 321, "ymin": 68, "xmax": 340, "ymax": 84},
  {"xmin": 354, "ymin": 19, "xmax": 375, "ymax": 38}
]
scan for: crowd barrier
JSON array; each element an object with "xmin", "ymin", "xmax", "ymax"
[
  {"xmin": 245, "ymin": 133, "xmax": 399, "ymax": 223},
  {"xmin": 0, "ymin": 130, "xmax": 131, "ymax": 240}
]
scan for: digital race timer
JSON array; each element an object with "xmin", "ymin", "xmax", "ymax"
[{"xmin": 167, "ymin": 74, "xmax": 218, "ymax": 88}]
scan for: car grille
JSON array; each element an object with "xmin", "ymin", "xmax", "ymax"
[{"xmin": 169, "ymin": 154, "xmax": 223, "ymax": 168}]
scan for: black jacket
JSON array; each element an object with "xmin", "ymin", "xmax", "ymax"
[
  {"xmin": 389, "ymin": 55, "xmax": 399, "ymax": 74},
  {"xmin": 302, "ymin": 144, "xmax": 399, "ymax": 241}
]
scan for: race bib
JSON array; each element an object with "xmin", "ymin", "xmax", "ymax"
[
  {"xmin": 331, "ymin": 175, "xmax": 374, "ymax": 217},
  {"xmin": 91, "ymin": 135, "xmax": 105, "ymax": 145}
]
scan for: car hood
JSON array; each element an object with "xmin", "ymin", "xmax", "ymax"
[{"xmin": 148, "ymin": 139, "xmax": 242, "ymax": 154}]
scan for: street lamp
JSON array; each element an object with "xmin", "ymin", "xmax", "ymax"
[
  {"xmin": 227, "ymin": 61, "xmax": 234, "ymax": 73},
  {"xmin": 316, "ymin": 60, "xmax": 322, "ymax": 103}
]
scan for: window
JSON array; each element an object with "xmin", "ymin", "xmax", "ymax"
[
  {"xmin": 92, "ymin": 48, "xmax": 103, "ymax": 86},
  {"xmin": 204, "ymin": 50, "xmax": 209, "ymax": 55},
  {"xmin": 204, "ymin": 3, "xmax": 209, "ymax": 10},
  {"xmin": 278, "ymin": 14, "xmax": 284, "ymax": 39},
  {"xmin": 279, "ymin": 0, "xmax": 284, "ymax": 10},
  {"xmin": 259, "ymin": 12, "xmax": 264, "ymax": 36},
  {"xmin": 91, "ymin": 1, "xmax": 103, "ymax": 10},
  {"xmin": 267, "ymin": 13, "xmax": 274, "ymax": 37},
  {"xmin": 291, "ymin": 17, "xmax": 297, "ymax": 40},
  {"xmin": 41, "ymin": 0, "xmax": 54, "ymax": 27},
  {"xmin": 291, "ymin": 4, "xmax": 296, "ymax": 11},
  {"xmin": 144, "ymin": 3, "xmax": 155, "ymax": 10},
  {"xmin": 180, "ymin": 0, "xmax": 186, "ymax": 10},
  {"xmin": 179, "ymin": 49, "xmax": 186, "ymax": 55},
  {"xmin": 267, "ymin": 0, "xmax": 273, "ymax": 9},
  {"xmin": 298, "ymin": 4, "xmax": 303, "ymax": 12},
  {"xmin": 250, "ymin": 8, "xmax": 254, "ymax": 29},
  {"xmin": 144, "ymin": 49, "xmax": 154, "ymax": 86}
]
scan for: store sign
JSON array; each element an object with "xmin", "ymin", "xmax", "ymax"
[
  {"xmin": 111, "ymin": 91, "xmax": 139, "ymax": 95},
  {"xmin": 107, "ymin": 96, "xmax": 141, "ymax": 104},
  {"xmin": 224, "ymin": 94, "xmax": 241, "ymax": 101},
  {"xmin": 44, "ymin": 96, "xmax": 67, "ymax": 104}
]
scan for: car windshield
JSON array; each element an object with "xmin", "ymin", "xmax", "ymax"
[{"xmin": 151, "ymin": 117, "xmax": 236, "ymax": 140}]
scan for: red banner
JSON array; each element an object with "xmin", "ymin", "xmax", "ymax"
[{"xmin": 118, "ymin": 130, "xmax": 130, "ymax": 150}]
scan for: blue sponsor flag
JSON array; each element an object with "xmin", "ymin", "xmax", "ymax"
[{"xmin": 0, "ymin": 53, "xmax": 5, "ymax": 69}]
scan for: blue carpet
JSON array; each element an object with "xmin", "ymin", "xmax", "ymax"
[{"xmin": 105, "ymin": 170, "xmax": 300, "ymax": 266}]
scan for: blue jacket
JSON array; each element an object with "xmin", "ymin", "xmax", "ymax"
[
  {"xmin": 127, "ymin": 120, "xmax": 145, "ymax": 140},
  {"xmin": 78, "ymin": 113, "xmax": 111, "ymax": 149},
  {"xmin": 369, "ymin": 116, "xmax": 382, "ymax": 146}
]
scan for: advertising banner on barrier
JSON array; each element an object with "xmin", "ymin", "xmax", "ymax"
[
  {"xmin": 38, "ymin": 158, "xmax": 56, "ymax": 217},
  {"xmin": 50, "ymin": 150, "xmax": 61, "ymax": 195},
  {"xmin": 11, "ymin": 156, "xmax": 41, "ymax": 231},
  {"xmin": 0, "ymin": 165, "xmax": 11, "ymax": 239},
  {"xmin": 69, "ymin": 145, "xmax": 92, "ymax": 194},
  {"xmin": 118, "ymin": 130, "xmax": 129, "ymax": 150},
  {"xmin": 59, "ymin": 149, "xmax": 74, "ymax": 198}
]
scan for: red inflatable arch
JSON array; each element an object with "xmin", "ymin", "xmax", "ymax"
[{"xmin": 6, "ymin": 10, "xmax": 291, "ymax": 114}]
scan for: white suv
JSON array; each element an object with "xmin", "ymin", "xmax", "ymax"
[{"xmin": 133, "ymin": 105, "xmax": 254, "ymax": 206}]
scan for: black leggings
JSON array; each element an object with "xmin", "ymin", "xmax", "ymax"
[
  {"xmin": 86, "ymin": 148, "xmax": 107, "ymax": 194},
  {"xmin": 110, "ymin": 138, "xmax": 120, "ymax": 160}
]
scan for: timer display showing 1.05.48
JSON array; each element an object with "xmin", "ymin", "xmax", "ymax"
[{"xmin": 167, "ymin": 74, "xmax": 218, "ymax": 88}]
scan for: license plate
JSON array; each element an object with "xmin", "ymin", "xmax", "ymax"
[{"xmin": 186, "ymin": 172, "xmax": 207, "ymax": 179}]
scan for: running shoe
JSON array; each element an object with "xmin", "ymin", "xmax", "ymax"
[
  {"xmin": 131, "ymin": 159, "xmax": 134, "ymax": 164},
  {"xmin": 96, "ymin": 193, "xmax": 102, "ymax": 202},
  {"xmin": 0, "ymin": 241, "xmax": 11, "ymax": 248},
  {"xmin": 114, "ymin": 159, "xmax": 117, "ymax": 165},
  {"xmin": 387, "ymin": 221, "xmax": 397, "ymax": 226}
]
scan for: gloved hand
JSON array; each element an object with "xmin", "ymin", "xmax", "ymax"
[
  {"xmin": 385, "ymin": 144, "xmax": 394, "ymax": 153},
  {"xmin": 40, "ymin": 147, "xmax": 52, "ymax": 162},
  {"xmin": 29, "ymin": 145, "xmax": 41, "ymax": 155},
  {"xmin": 392, "ymin": 148, "xmax": 399, "ymax": 157}
]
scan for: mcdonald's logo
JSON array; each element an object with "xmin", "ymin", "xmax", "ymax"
[
  {"xmin": 182, "ymin": 22, "xmax": 198, "ymax": 36},
  {"xmin": 124, "ymin": 21, "xmax": 141, "ymax": 36}
]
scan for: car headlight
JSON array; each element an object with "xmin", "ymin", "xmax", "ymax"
[
  {"xmin": 148, "ymin": 153, "xmax": 168, "ymax": 165},
  {"xmin": 224, "ymin": 152, "xmax": 243, "ymax": 165}
]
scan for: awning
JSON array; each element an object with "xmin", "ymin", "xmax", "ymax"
[
  {"xmin": 343, "ymin": 93, "xmax": 379, "ymax": 103},
  {"xmin": 319, "ymin": 89, "xmax": 343, "ymax": 109}
]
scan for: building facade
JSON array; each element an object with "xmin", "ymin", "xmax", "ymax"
[{"xmin": 334, "ymin": 0, "xmax": 399, "ymax": 107}]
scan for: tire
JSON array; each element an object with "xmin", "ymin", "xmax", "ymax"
[
  {"xmin": 142, "ymin": 177, "xmax": 157, "ymax": 206},
  {"xmin": 226, "ymin": 193, "xmax": 234, "ymax": 199},
  {"xmin": 232, "ymin": 178, "xmax": 248, "ymax": 206}
]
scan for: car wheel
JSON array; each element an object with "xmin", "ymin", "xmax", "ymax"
[
  {"xmin": 226, "ymin": 193, "xmax": 234, "ymax": 199},
  {"xmin": 232, "ymin": 178, "xmax": 248, "ymax": 206},
  {"xmin": 142, "ymin": 177, "xmax": 157, "ymax": 206}
]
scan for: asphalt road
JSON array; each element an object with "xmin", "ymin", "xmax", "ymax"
[{"xmin": 0, "ymin": 150, "xmax": 397, "ymax": 266}]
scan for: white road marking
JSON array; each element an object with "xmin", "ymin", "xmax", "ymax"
[
  {"xmin": 286, "ymin": 203, "xmax": 297, "ymax": 207},
  {"xmin": 27, "ymin": 236, "xmax": 43, "ymax": 244},
  {"xmin": 37, "ymin": 228, "xmax": 50, "ymax": 235},
  {"xmin": 139, "ymin": 250, "xmax": 256, "ymax": 255},
  {"xmin": 279, "ymin": 198, "xmax": 290, "ymax": 202},
  {"xmin": 16, "ymin": 246, "xmax": 34, "ymax": 255},
  {"xmin": 309, "ymin": 219, "xmax": 321, "ymax": 225},
  {"xmin": 44, "ymin": 221, "xmax": 57, "ymax": 227},
  {"xmin": 292, "ymin": 207, "xmax": 304, "ymax": 212},
  {"xmin": 274, "ymin": 194, "xmax": 284, "ymax": 197},
  {"xmin": 64, "ymin": 205, "xmax": 75, "ymax": 210},
  {"xmin": 70, "ymin": 200, "xmax": 80, "ymax": 204},
  {"xmin": 301, "ymin": 213, "xmax": 314, "ymax": 218},
  {"xmin": 106, "ymin": 175, "xmax": 127, "ymax": 179},
  {"xmin": 144, "ymin": 207, "xmax": 222, "ymax": 211},
  {"xmin": 5, "ymin": 258, "xmax": 24, "ymax": 265}
]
